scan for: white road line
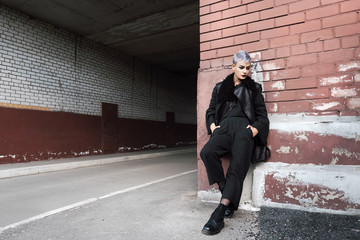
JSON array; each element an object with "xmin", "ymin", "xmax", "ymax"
[
  {"xmin": 99, "ymin": 169, "xmax": 197, "ymax": 199},
  {"xmin": 0, "ymin": 169, "xmax": 197, "ymax": 234},
  {"xmin": 0, "ymin": 198, "xmax": 98, "ymax": 233}
]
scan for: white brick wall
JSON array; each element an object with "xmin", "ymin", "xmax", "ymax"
[{"xmin": 0, "ymin": 5, "xmax": 196, "ymax": 124}]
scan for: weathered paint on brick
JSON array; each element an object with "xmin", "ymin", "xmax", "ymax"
[
  {"xmin": 264, "ymin": 173, "xmax": 360, "ymax": 211},
  {"xmin": 198, "ymin": 0, "xmax": 360, "ymax": 214},
  {"xmin": 268, "ymin": 129, "xmax": 360, "ymax": 165},
  {"xmin": 253, "ymin": 162, "xmax": 360, "ymax": 214},
  {"xmin": 338, "ymin": 61, "xmax": 360, "ymax": 72},
  {"xmin": 319, "ymin": 75, "xmax": 353, "ymax": 86}
]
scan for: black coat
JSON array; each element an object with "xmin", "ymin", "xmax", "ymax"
[{"xmin": 205, "ymin": 73, "xmax": 269, "ymax": 146}]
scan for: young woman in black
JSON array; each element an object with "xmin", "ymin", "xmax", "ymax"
[{"xmin": 200, "ymin": 50, "xmax": 269, "ymax": 235}]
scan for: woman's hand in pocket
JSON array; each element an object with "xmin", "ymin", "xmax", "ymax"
[
  {"xmin": 210, "ymin": 123, "xmax": 220, "ymax": 134},
  {"xmin": 246, "ymin": 125, "xmax": 258, "ymax": 137}
]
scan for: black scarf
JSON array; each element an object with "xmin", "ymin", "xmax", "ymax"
[{"xmin": 217, "ymin": 73, "xmax": 257, "ymax": 104}]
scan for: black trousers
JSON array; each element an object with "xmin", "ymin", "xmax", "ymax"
[{"xmin": 200, "ymin": 117, "xmax": 254, "ymax": 209}]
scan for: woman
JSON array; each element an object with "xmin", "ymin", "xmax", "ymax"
[{"xmin": 200, "ymin": 50, "xmax": 269, "ymax": 235}]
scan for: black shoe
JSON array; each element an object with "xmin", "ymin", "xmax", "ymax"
[
  {"xmin": 202, "ymin": 204, "xmax": 226, "ymax": 235},
  {"xmin": 224, "ymin": 204, "xmax": 235, "ymax": 218}
]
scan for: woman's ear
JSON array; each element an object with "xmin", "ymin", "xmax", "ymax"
[{"xmin": 231, "ymin": 64, "xmax": 235, "ymax": 70}]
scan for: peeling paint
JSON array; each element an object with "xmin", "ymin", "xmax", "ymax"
[
  {"xmin": 176, "ymin": 141, "xmax": 197, "ymax": 146},
  {"xmin": 269, "ymin": 103, "xmax": 278, "ymax": 112},
  {"xmin": 338, "ymin": 62, "xmax": 360, "ymax": 72},
  {"xmin": 264, "ymin": 72, "xmax": 270, "ymax": 81},
  {"xmin": 332, "ymin": 147, "xmax": 360, "ymax": 161},
  {"xmin": 294, "ymin": 131, "xmax": 308, "ymax": 141},
  {"xmin": 262, "ymin": 62, "xmax": 278, "ymax": 71},
  {"xmin": 271, "ymin": 81, "xmax": 285, "ymax": 90},
  {"xmin": 79, "ymin": 151, "xmax": 90, "ymax": 156},
  {"xmin": 323, "ymin": 190, "xmax": 344, "ymax": 200},
  {"xmin": 118, "ymin": 143, "xmax": 167, "ymax": 152},
  {"xmin": 119, "ymin": 147, "xmax": 132, "ymax": 151},
  {"xmin": 253, "ymin": 163, "xmax": 360, "ymax": 214},
  {"xmin": 355, "ymin": 74, "xmax": 360, "ymax": 83},
  {"xmin": 331, "ymin": 87, "xmax": 357, "ymax": 98},
  {"xmin": 348, "ymin": 98, "xmax": 360, "ymax": 109},
  {"xmin": 288, "ymin": 174, "xmax": 297, "ymax": 183},
  {"xmin": 269, "ymin": 128, "xmax": 360, "ymax": 165},
  {"xmin": 267, "ymin": 164, "xmax": 360, "ymax": 205},
  {"xmin": 276, "ymin": 146, "xmax": 291, "ymax": 154},
  {"xmin": 0, "ymin": 154, "xmax": 16, "ymax": 159},
  {"xmin": 270, "ymin": 114, "xmax": 360, "ymax": 140},
  {"xmin": 249, "ymin": 52, "xmax": 261, "ymax": 62},
  {"xmin": 331, "ymin": 156, "xmax": 339, "ymax": 165},
  {"xmin": 313, "ymin": 101, "xmax": 341, "ymax": 111},
  {"xmin": 264, "ymin": 172, "xmax": 360, "ymax": 210},
  {"xmin": 320, "ymin": 75, "xmax": 350, "ymax": 86},
  {"xmin": 284, "ymin": 187, "xmax": 295, "ymax": 199},
  {"xmin": 272, "ymin": 93, "xmax": 279, "ymax": 98},
  {"xmin": 250, "ymin": 57, "xmax": 265, "ymax": 96},
  {"xmin": 0, "ymin": 149, "xmax": 103, "ymax": 164}
]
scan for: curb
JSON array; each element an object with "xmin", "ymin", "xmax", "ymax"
[{"xmin": 0, "ymin": 148, "xmax": 196, "ymax": 179}]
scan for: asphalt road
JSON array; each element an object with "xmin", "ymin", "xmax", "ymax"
[
  {"xmin": 0, "ymin": 152, "xmax": 197, "ymax": 229},
  {"xmin": 0, "ymin": 150, "xmax": 359, "ymax": 239}
]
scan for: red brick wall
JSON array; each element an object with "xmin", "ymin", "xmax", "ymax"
[
  {"xmin": 197, "ymin": 0, "xmax": 360, "ymax": 196},
  {"xmin": 200, "ymin": 0, "xmax": 360, "ymax": 116}
]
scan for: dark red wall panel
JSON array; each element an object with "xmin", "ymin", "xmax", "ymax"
[
  {"xmin": 0, "ymin": 107, "xmax": 196, "ymax": 164},
  {"xmin": 118, "ymin": 119, "xmax": 196, "ymax": 150},
  {"xmin": 0, "ymin": 107, "xmax": 101, "ymax": 163}
]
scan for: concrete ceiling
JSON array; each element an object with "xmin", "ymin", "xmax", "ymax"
[{"xmin": 0, "ymin": 0, "xmax": 199, "ymax": 80}]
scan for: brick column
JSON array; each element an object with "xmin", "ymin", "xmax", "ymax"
[{"xmin": 198, "ymin": 0, "xmax": 360, "ymax": 213}]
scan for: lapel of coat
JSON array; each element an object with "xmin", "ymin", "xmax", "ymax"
[{"xmin": 234, "ymin": 85, "xmax": 256, "ymax": 123}]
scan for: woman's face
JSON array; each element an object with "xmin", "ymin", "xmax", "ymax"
[{"xmin": 232, "ymin": 61, "xmax": 251, "ymax": 80}]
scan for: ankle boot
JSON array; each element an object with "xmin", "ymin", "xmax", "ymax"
[
  {"xmin": 224, "ymin": 204, "xmax": 235, "ymax": 218},
  {"xmin": 202, "ymin": 203, "xmax": 226, "ymax": 235}
]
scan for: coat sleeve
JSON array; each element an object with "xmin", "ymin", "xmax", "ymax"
[
  {"xmin": 205, "ymin": 85, "xmax": 218, "ymax": 135},
  {"xmin": 251, "ymin": 84, "xmax": 269, "ymax": 145}
]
